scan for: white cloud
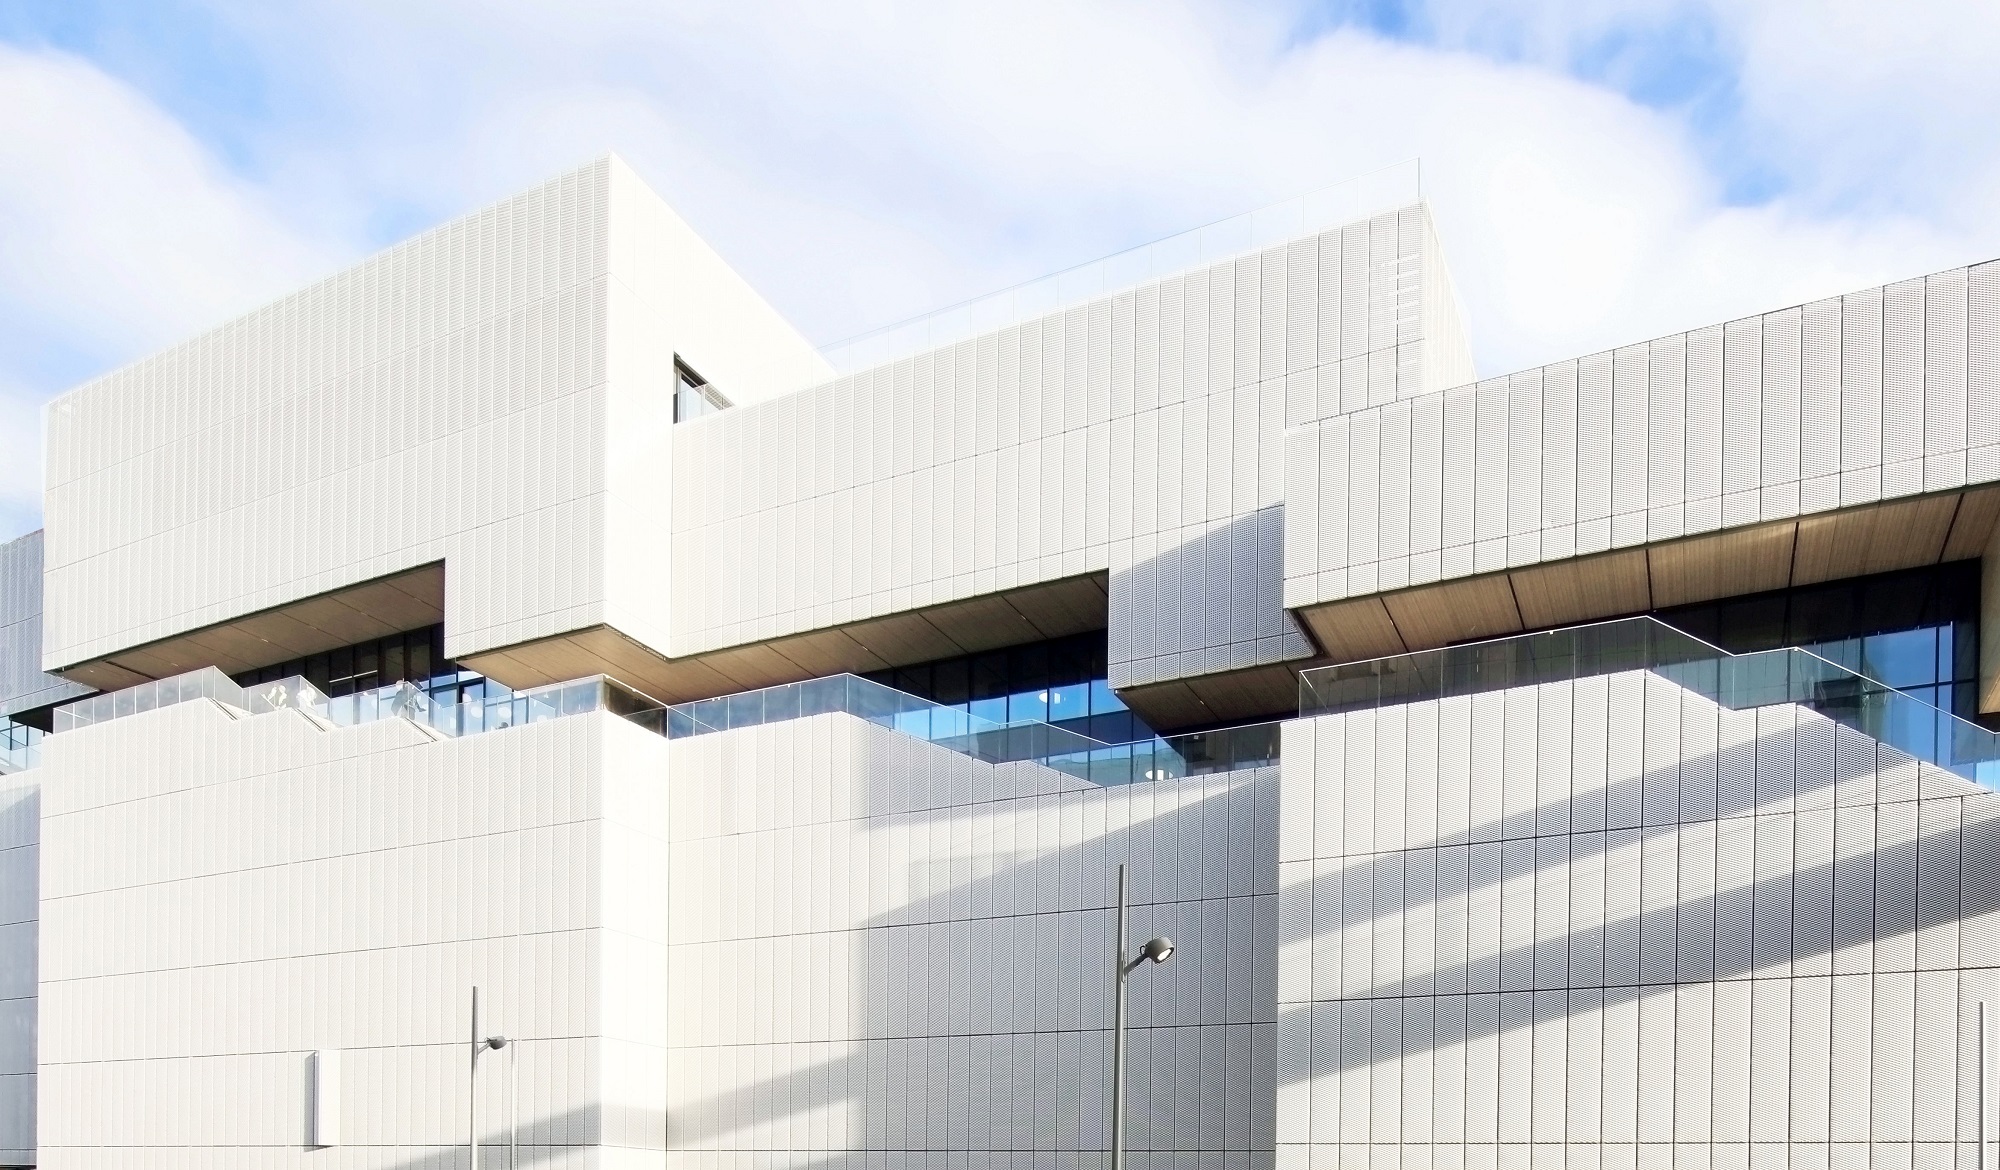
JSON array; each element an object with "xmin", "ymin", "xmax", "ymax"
[
  {"xmin": 5, "ymin": 0, "xmax": 2000, "ymax": 539},
  {"xmin": 201, "ymin": 0, "xmax": 2000, "ymax": 366},
  {"xmin": 0, "ymin": 43, "xmax": 345, "ymax": 539}
]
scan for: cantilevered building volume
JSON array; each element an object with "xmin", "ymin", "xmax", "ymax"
[{"xmin": 4, "ymin": 154, "xmax": 2000, "ymax": 1168}]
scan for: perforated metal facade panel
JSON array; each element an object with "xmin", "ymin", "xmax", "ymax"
[
  {"xmin": 665, "ymin": 715, "xmax": 1279, "ymax": 1170},
  {"xmin": 1278, "ymin": 671, "xmax": 2000, "ymax": 1169},
  {"xmin": 1285, "ymin": 260, "xmax": 2000, "ymax": 613},
  {"xmin": 40, "ymin": 156, "xmax": 830, "ymax": 675},
  {"xmin": 0, "ymin": 531, "xmax": 89, "ymax": 718},
  {"xmin": 666, "ymin": 204, "xmax": 1472, "ymax": 696},
  {"xmin": 32, "ymin": 701, "xmax": 674, "ymax": 1164}
]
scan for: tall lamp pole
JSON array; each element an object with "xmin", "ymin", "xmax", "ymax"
[{"xmin": 1110, "ymin": 863, "xmax": 1175, "ymax": 1170}]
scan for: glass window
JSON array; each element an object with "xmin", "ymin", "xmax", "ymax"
[
  {"xmin": 1787, "ymin": 589, "xmax": 1860, "ymax": 647},
  {"xmin": 1047, "ymin": 681, "xmax": 1090, "ymax": 721},
  {"xmin": 1009, "ymin": 642, "xmax": 1050, "ymax": 694},
  {"xmin": 1808, "ymin": 636, "xmax": 1862, "ymax": 675},
  {"xmin": 232, "ymin": 624, "xmax": 463, "ymax": 698},
  {"xmin": 1655, "ymin": 561, "xmax": 1982, "ymax": 722},
  {"xmin": 1713, "ymin": 595, "xmax": 1787, "ymax": 652},
  {"xmin": 930, "ymin": 658, "xmax": 970, "ymax": 707},
  {"xmin": 673, "ymin": 360, "xmax": 731, "ymax": 422},
  {"xmin": 1009, "ymin": 689, "xmax": 1049, "ymax": 724},
  {"xmin": 1952, "ymin": 620, "xmax": 1979, "ymax": 683},
  {"xmin": 851, "ymin": 630, "xmax": 1160, "ymax": 740},
  {"xmin": 892, "ymin": 665, "xmax": 931, "ymax": 700},
  {"xmin": 1858, "ymin": 628, "xmax": 1940, "ymax": 689}
]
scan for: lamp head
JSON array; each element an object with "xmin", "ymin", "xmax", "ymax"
[
  {"xmin": 1142, "ymin": 936, "xmax": 1174, "ymax": 964},
  {"xmin": 484, "ymin": 1035, "xmax": 510, "ymax": 1050}
]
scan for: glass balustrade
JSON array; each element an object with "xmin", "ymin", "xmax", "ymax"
[
  {"xmin": 42, "ymin": 661, "xmax": 1281, "ymax": 786},
  {"xmin": 48, "ymin": 668, "xmax": 656, "ymax": 743},
  {"xmin": 0, "ymin": 718, "xmax": 38, "ymax": 774},
  {"xmin": 660, "ymin": 673, "xmax": 1111, "ymax": 764},
  {"xmin": 662, "ymin": 673, "xmax": 1280, "ymax": 784},
  {"xmin": 1299, "ymin": 616, "xmax": 2000, "ymax": 789},
  {"xmin": 1038, "ymin": 720, "xmax": 1282, "ymax": 785}
]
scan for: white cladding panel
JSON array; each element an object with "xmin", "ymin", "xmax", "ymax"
[
  {"xmin": 1285, "ymin": 259, "xmax": 2000, "ymax": 609},
  {"xmin": 43, "ymin": 160, "xmax": 614, "ymax": 671},
  {"xmin": 1276, "ymin": 671, "xmax": 2000, "ymax": 1167},
  {"xmin": 32, "ymin": 701, "xmax": 671, "ymax": 1166},
  {"xmin": 669, "ymin": 205, "xmax": 1471, "ymax": 691},
  {"xmin": 0, "ymin": 768, "xmax": 34, "ymax": 1165},
  {"xmin": 0, "ymin": 531, "xmax": 89, "ymax": 718},
  {"xmin": 39, "ymin": 155, "xmax": 826, "ymax": 675},
  {"xmin": 663, "ymin": 713, "xmax": 1280, "ymax": 1169}
]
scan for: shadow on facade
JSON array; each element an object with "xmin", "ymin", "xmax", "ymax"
[
  {"xmin": 1110, "ymin": 504, "xmax": 1314, "ymax": 713},
  {"xmin": 388, "ymin": 702, "xmax": 2000, "ymax": 1165},
  {"xmin": 670, "ymin": 769, "xmax": 1279, "ymax": 1164}
]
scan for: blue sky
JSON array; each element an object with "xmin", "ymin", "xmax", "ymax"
[{"xmin": 2, "ymin": 0, "xmax": 1998, "ymax": 540}]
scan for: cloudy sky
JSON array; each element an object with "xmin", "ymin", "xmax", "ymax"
[{"xmin": 2, "ymin": 0, "xmax": 1997, "ymax": 540}]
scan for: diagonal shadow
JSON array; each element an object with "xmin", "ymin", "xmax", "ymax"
[
  {"xmin": 649, "ymin": 653, "xmax": 2000, "ymax": 1165},
  {"xmin": 662, "ymin": 690, "xmax": 2000, "ymax": 1154},
  {"xmin": 1276, "ymin": 699, "xmax": 1974, "ymax": 946},
  {"xmin": 368, "ymin": 1103, "xmax": 627, "ymax": 1168},
  {"xmin": 1281, "ymin": 803, "xmax": 2000, "ymax": 1075},
  {"xmin": 665, "ymin": 770, "xmax": 1280, "ymax": 1155}
]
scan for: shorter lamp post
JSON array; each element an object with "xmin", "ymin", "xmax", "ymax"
[
  {"xmin": 1110, "ymin": 863, "xmax": 1174, "ymax": 1170},
  {"xmin": 470, "ymin": 985, "xmax": 511, "ymax": 1170}
]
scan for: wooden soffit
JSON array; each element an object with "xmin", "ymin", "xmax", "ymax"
[{"xmin": 1295, "ymin": 486, "xmax": 2000, "ymax": 664}]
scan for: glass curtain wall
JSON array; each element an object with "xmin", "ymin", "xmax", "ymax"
[
  {"xmin": 232, "ymin": 623, "xmax": 501, "ymax": 708},
  {"xmin": 1652, "ymin": 561, "xmax": 1979, "ymax": 720},
  {"xmin": 859, "ymin": 630, "xmax": 1152, "ymax": 745},
  {"xmin": 0, "ymin": 716, "xmax": 39, "ymax": 771}
]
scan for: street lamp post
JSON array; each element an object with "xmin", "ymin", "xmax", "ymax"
[
  {"xmin": 470, "ymin": 985, "xmax": 510, "ymax": 1170},
  {"xmin": 1109, "ymin": 863, "xmax": 1174, "ymax": 1170}
]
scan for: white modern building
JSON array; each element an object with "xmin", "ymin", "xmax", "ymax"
[{"xmin": 2, "ymin": 154, "xmax": 2000, "ymax": 1169}]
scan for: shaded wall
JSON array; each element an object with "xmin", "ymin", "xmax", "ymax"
[
  {"xmin": 0, "ymin": 532, "xmax": 89, "ymax": 719},
  {"xmin": 665, "ymin": 714, "xmax": 1281, "ymax": 1170},
  {"xmin": 1277, "ymin": 670, "xmax": 2000, "ymax": 1169},
  {"xmin": 0, "ymin": 768, "xmax": 33, "ymax": 1165}
]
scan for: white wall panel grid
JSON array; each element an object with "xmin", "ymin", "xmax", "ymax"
[
  {"xmin": 30, "ymin": 694, "xmax": 671, "ymax": 1165},
  {"xmin": 1275, "ymin": 667, "xmax": 2000, "ymax": 1169},
  {"xmin": 0, "ymin": 767, "xmax": 35, "ymax": 1164},
  {"xmin": 1285, "ymin": 259, "xmax": 2000, "ymax": 611},
  {"xmin": 663, "ymin": 713, "xmax": 1279, "ymax": 1164},
  {"xmin": 37, "ymin": 146, "xmax": 1994, "ymax": 714},
  {"xmin": 0, "ymin": 531, "xmax": 90, "ymax": 718},
  {"xmin": 40, "ymin": 154, "xmax": 824, "ymax": 678},
  {"xmin": 670, "ymin": 204, "xmax": 1472, "ymax": 692}
]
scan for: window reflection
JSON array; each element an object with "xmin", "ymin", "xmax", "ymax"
[
  {"xmin": 860, "ymin": 631, "xmax": 1152, "ymax": 745},
  {"xmin": 1654, "ymin": 560, "xmax": 1980, "ymax": 721},
  {"xmin": 232, "ymin": 623, "xmax": 503, "ymax": 709}
]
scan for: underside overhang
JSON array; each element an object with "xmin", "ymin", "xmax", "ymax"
[
  {"xmin": 1116, "ymin": 659, "xmax": 1312, "ymax": 733},
  {"xmin": 52, "ymin": 564, "xmax": 447, "ymax": 692},
  {"xmin": 463, "ymin": 573, "xmax": 1111, "ymax": 705},
  {"xmin": 1293, "ymin": 485, "xmax": 2000, "ymax": 688}
]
